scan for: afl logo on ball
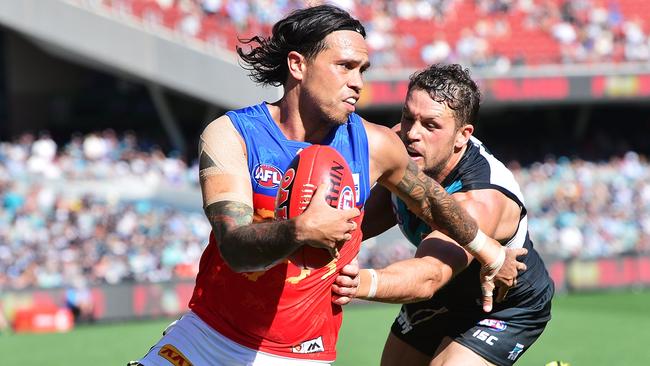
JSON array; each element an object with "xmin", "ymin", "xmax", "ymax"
[
  {"xmin": 254, "ymin": 164, "xmax": 283, "ymax": 188},
  {"xmin": 338, "ymin": 186, "xmax": 355, "ymax": 210}
]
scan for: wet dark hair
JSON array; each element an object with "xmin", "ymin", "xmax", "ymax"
[
  {"xmin": 407, "ymin": 64, "xmax": 481, "ymax": 128},
  {"xmin": 236, "ymin": 5, "xmax": 366, "ymax": 87}
]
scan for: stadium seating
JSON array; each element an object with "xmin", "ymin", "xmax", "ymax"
[
  {"xmin": 96, "ymin": 0, "xmax": 650, "ymax": 69},
  {"xmin": 1, "ymin": 131, "xmax": 649, "ymax": 290}
]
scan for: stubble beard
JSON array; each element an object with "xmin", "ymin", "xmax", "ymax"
[
  {"xmin": 423, "ymin": 148, "xmax": 454, "ymax": 182},
  {"xmin": 320, "ymin": 106, "xmax": 349, "ymax": 127}
]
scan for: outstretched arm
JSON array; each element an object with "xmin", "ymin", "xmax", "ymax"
[
  {"xmin": 200, "ymin": 116, "xmax": 359, "ymax": 272},
  {"xmin": 334, "ymin": 190, "xmax": 527, "ymax": 309},
  {"xmin": 356, "ymin": 232, "xmax": 469, "ymax": 303}
]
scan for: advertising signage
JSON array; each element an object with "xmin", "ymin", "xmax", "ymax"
[{"xmin": 358, "ymin": 74, "xmax": 650, "ymax": 108}]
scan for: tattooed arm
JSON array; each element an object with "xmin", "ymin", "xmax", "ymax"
[
  {"xmin": 364, "ymin": 122, "xmax": 507, "ymax": 267},
  {"xmin": 199, "ymin": 116, "xmax": 358, "ymax": 272}
]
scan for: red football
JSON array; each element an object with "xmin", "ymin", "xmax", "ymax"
[{"xmin": 275, "ymin": 145, "xmax": 356, "ymax": 220}]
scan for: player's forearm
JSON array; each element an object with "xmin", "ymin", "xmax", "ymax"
[
  {"xmin": 396, "ymin": 160, "xmax": 478, "ymax": 245},
  {"xmin": 395, "ymin": 160, "xmax": 504, "ymax": 267},
  {"xmin": 205, "ymin": 201, "xmax": 301, "ymax": 272},
  {"xmin": 356, "ymin": 258, "xmax": 451, "ymax": 304}
]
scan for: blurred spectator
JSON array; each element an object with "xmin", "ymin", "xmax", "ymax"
[{"xmin": 421, "ymin": 35, "xmax": 452, "ymax": 64}]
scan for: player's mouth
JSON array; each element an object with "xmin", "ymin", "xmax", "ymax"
[
  {"xmin": 343, "ymin": 97, "xmax": 358, "ymax": 112},
  {"xmin": 406, "ymin": 146, "xmax": 422, "ymax": 160}
]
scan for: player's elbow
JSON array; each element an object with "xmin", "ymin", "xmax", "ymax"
[
  {"xmin": 411, "ymin": 281, "xmax": 435, "ymax": 301},
  {"xmin": 413, "ymin": 267, "xmax": 443, "ymax": 301}
]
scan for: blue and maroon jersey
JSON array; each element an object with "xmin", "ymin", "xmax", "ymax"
[{"xmin": 189, "ymin": 102, "xmax": 371, "ymax": 361}]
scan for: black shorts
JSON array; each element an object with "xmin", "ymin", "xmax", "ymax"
[{"xmin": 390, "ymin": 280, "xmax": 554, "ymax": 366}]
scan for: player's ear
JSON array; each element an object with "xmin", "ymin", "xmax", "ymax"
[
  {"xmin": 287, "ymin": 51, "xmax": 306, "ymax": 81},
  {"xmin": 455, "ymin": 124, "xmax": 473, "ymax": 148}
]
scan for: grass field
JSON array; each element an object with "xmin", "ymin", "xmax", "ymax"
[{"xmin": 5, "ymin": 290, "xmax": 650, "ymax": 365}]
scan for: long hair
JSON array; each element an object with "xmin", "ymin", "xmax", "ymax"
[
  {"xmin": 236, "ymin": 5, "xmax": 366, "ymax": 87},
  {"xmin": 408, "ymin": 64, "xmax": 481, "ymax": 127}
]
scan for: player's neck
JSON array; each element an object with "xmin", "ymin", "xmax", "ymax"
[
  {"xmin": 436, "ymin": 143, "xmax": 468, "ymax": 183},
  {"xmin": 268, "ymin": 96, "xmax": 333, "ymax": 143}
]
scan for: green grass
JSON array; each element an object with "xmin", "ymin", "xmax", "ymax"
[{"xmin": 4, "ymin": 290, "xmax": 650, "ymax": 365}]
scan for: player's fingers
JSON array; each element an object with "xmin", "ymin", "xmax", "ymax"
[
  {"xmin": 481, "ymin": 280, "xmax": 495, "ymax": 313},
  {"xmin": 332, "ymin": 295, "xmax": 351, "ymax": 306},
  {"xmin": 517, "ymin": 262, "xmax": 527, "ymax": 272},
  {"xmin": 347, "ymin": 220, "xmax": 357, "ymax": 232},
  {"xmin": 339, "ymin": 263, "xmax": 359, "ymax": 278},
  {"xmin": 334, "ymin": 274, "xmax": 354, "ymax": 287},
  {"xmin": 332, "ymin": 282, "xmax": 355, "ymax": 296},
  {"xmin": 331, "ymin": 283, "xmax": 344, "ymax": 295},
  {"xmin": 326, "ymin": 245, "xmax": 340, "ymax": 259},
  {"xmin": 343, "ymin": 207, "xmax": 361, "ymax": 219},
  {"xmin": 496, "ymin": 285, "xmax": 509, "ymax": 303},
  {"xmin": 311, "ymin": 183, "xmax": 331, "ymax": 203},
  {"xmin": 515, "ymin": 247, "xmax": 528, "ymax": 258}
]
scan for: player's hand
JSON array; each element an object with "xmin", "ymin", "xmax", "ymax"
[
  {"xmin": 295, "ymin": 183, "xmax": 360, "ymax": 258},
  {"xmin": 494, "ymin": 247, "xmax": 527, "ymax": 302},
  {"xmin": 479, "ymin": 247, "xmax": 528, "ymax": 312},
  {"xmin": 332, "ymin": 257, "xmax": 360, "ymax": 305}
]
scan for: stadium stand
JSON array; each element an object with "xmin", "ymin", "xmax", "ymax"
[
  {"xmin": 0, "ymin": 131, "xmax": 207, "ymax": 290},
  {"xmin": 1, "ymin": 131, "xmax": 649, "ymax": 290},
  {"xmin": 93, "ymin": 0, "xmax": 650, "ymax": 70}
]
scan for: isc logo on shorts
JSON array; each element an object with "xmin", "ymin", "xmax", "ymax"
[
  {"xmin": 472, "ymin": 330, "xmax": 498, "ymax": 346},
  {"xmin": 291, "ymin": 336, "xmax": 325, "ymax": 354},
  {"xmin": 254, "ymin": 164, "xmax": 283, "ymax": 188},
  {"xmin": 158, "ymin": 344, "xmax": 193, "ymax": 366}
]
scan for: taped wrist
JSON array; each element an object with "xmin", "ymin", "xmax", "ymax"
[
  {"xmin": 487, "ymin": 246, "xmax": 506, "ymax": 271},
  {"xmin": 484, "ymin": 246, "xmax": 506, "ymax": 281},
  {"xmin": 464, "ymin": 229, "xmax": 488, "ymax": 255}
]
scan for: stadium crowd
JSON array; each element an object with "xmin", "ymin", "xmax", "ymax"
[
  {"xmin": 1, "ymin": 131, "xmax": 650, "ymax": 290},
  {"xmin": 0, "ymin": 131, "xmax": 208, "ymax": 291},
  {"xmin": 96, "ymin": 0, "xmax": 650, "ymax": 69}
]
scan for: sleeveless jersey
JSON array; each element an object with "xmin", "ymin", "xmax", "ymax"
[
  {"xmin": 392, "ymin": 136, "xmax": 552, "ymax": 307},
  {"xmin": 189, "ymin": 102, "xmax": 371, "ymax": 361}
]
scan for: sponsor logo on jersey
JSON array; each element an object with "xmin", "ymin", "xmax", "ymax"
[
  {"xmin": 291, "ymin": 336, "xmax": 325, "ymax": 354},
  {"xmin": 254, "ymin": 164, "xmax": 283, "ymax": 188},
  {"xmin": 507, "ymin": 343, "xmax": 525, "ymax": 361},
  {"xmin": 472, "ymin": 330, "xmax": 498, "ymax": 346},
  {"xmin": 352, "ymin": 173, "xmax": 360, "ymax": 204},
  {"xmin": 158, "ymin": 344, "xmax": 193, "ymax": 366},
  {"xmin": 338, "ymin": 186, "xmax": 355, "ymax": 210},
  {"xmin": 478, "ymin": 318, "xmax": 508, "ymax": 332}
]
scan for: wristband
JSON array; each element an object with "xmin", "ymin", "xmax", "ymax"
[
  {"xmin": 367, "ymin": 269, "xmax": 378, "ymax": 299},
  {"xmin": 465, "ymin": 229, "xmax": 488, "ymax": 254}
]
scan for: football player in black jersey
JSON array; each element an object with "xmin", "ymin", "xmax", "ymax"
[{"xmin": 333, "ymin": 64, "xmax": 554, "ymax": 366}]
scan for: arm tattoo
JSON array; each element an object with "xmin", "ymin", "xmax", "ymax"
[
  {"xmin": 204, "ymin": 201, "xmax": 301, "ymax": 272},
  {"xmin": 396, "ymin": 160, "xmax": 478, "ymax": 245}
]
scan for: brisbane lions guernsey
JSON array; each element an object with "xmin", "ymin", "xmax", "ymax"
[
  {"xmin": 392, "ymin": 136, "xmax": 553, "ymax": 310},
  {"xmin": 189, "ymin": 102, "xmax": 371, "ymax": 361}
]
